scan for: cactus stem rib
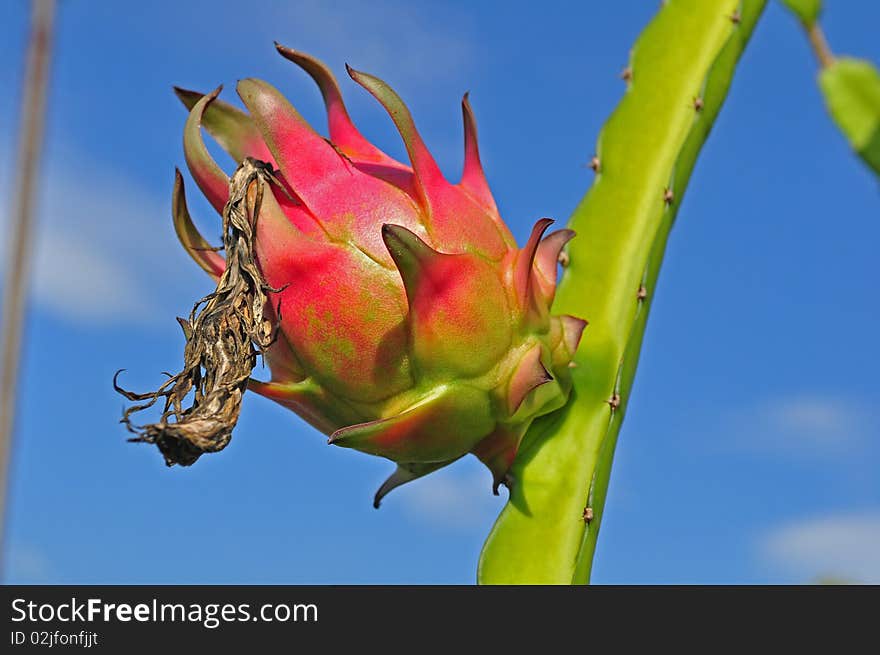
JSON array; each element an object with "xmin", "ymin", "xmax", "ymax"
[{"xmin": 478, "ymin": 0, "xmax": 767, "ymax": 585}]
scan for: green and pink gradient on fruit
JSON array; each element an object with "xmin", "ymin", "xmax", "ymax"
[{"xmin": 172, "ymin": 45, "xmax": 587, "ymax": 505}]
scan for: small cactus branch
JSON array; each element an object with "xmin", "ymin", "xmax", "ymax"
[
  {"xmin": 817, "ymin": 58, "xmax": 880, "ymax": 175},
  {"xmin": 115, "ymin": 158, "xmax": 281, "ymax": 466},
  {"xmin": 780, "ymin": 1, "xmax": 880, "ymax": 176},
  {"xmin": 478, "ymin": 0, "xmax": 767, "ymax": 584}
]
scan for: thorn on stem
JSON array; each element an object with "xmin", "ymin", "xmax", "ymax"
[
  {"xmin": 582, "ymin": 506, "xmax": 594, "ymax": 523},
  {"xmin": 729, "ymin": 10, "xmax": 741, "ymax": 25},
  {"xmin": 693, "ymin": 96, "xmax": 704, "ymax": 112},
  {"xmin": 606, "ymin": 393, "xmax": 621, "ymax": 411},
  {"xmin": 558, "ymin": 250, "xmax": 570, "ymax": 268},
  {"xmin": 620, "ymin": 67, "xmax": 633, "ymax": 82},
  {"xmin": 663, "ymin": 187, "xmax": 674, "ymax": 206},
  {"xmin": 589, "ymin": 155, "xmax": 600, "ymax": 173},
  {"xmin": 637, "ymin": 284, "xmax": 648, "ymax": 301}
]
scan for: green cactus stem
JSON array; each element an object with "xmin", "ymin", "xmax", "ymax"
[{"xmin": 478, "ymin": 0, "xmax": 767, "ymax": 584}]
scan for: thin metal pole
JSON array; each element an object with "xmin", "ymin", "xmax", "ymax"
[{"xmin": 0, "ymin": 0, "xmax": 57, "ymax": 575}]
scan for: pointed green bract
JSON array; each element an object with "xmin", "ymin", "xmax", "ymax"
[
  {"xmin": 174, "ymin": 87, "xmax": 273, "ymax": 164},
  {"xmin": 478, "ymin": 0, "xmax": 767, "ymax": 584},
  {"xmin": 171, "ymin": 169, "xmax": 225, "ymax": 279},
  {"xmin": 329, "ymin": 385, "xmax": 494, "ymax": 462},
  {"xmin": 182, "ymin": 88, "xmax": 230, "ymax": 214},
  {"xmin": 819, "ymin": 58, "xmax": 880, "ymax": 175}
]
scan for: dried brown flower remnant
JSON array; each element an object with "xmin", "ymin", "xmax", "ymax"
[{"xmin": 115, "ymin": 158, "xmax": 282, "ymax": 466}]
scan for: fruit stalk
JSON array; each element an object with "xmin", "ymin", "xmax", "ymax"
[{"xmin": 478, "ymin": 0, "xmax": 767, "ymax": 584}]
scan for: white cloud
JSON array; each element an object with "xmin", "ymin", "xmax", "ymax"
[
  {"xmin": 271, "ymin": 0, "xmax": 476, "ymax": 86},
  {"xmin": 398, "ymin": 461, "xmax": 503, "ymax": 531},
  {"xmin": 724, "ymin": 393, "xmax": 877, "ymax": 458},
  {"xmin": 760, "ymin": 512, "xmax": 880, "ymax": 583},
  {"xmin": 156, "ymin": 0, "xmax": 476, "ymax": 89},
  {"xmin": 28, "ymin": 230, "xmax": 157, "ymax": 324},
  {"xmin": 0, "ymin": 147, "xmax": 204, "ymax": 327}
]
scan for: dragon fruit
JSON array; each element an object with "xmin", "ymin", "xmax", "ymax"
[{"xmin": 171, "ymin": 44, "xmax": 587, "ymax": 505}]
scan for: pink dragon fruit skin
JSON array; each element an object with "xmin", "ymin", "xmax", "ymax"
[{"xmin": 172, "ymin": 44, "xmax": 587, "ymax": 505}]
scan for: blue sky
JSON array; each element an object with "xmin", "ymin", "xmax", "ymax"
[{"xmin": 1, "ymin": 0, "xmax": 878, "ymax": 584}]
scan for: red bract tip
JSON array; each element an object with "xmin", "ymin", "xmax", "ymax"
[{"xmin": 182, "ymin": 87, "xmax": 230, "ymax": 214}]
